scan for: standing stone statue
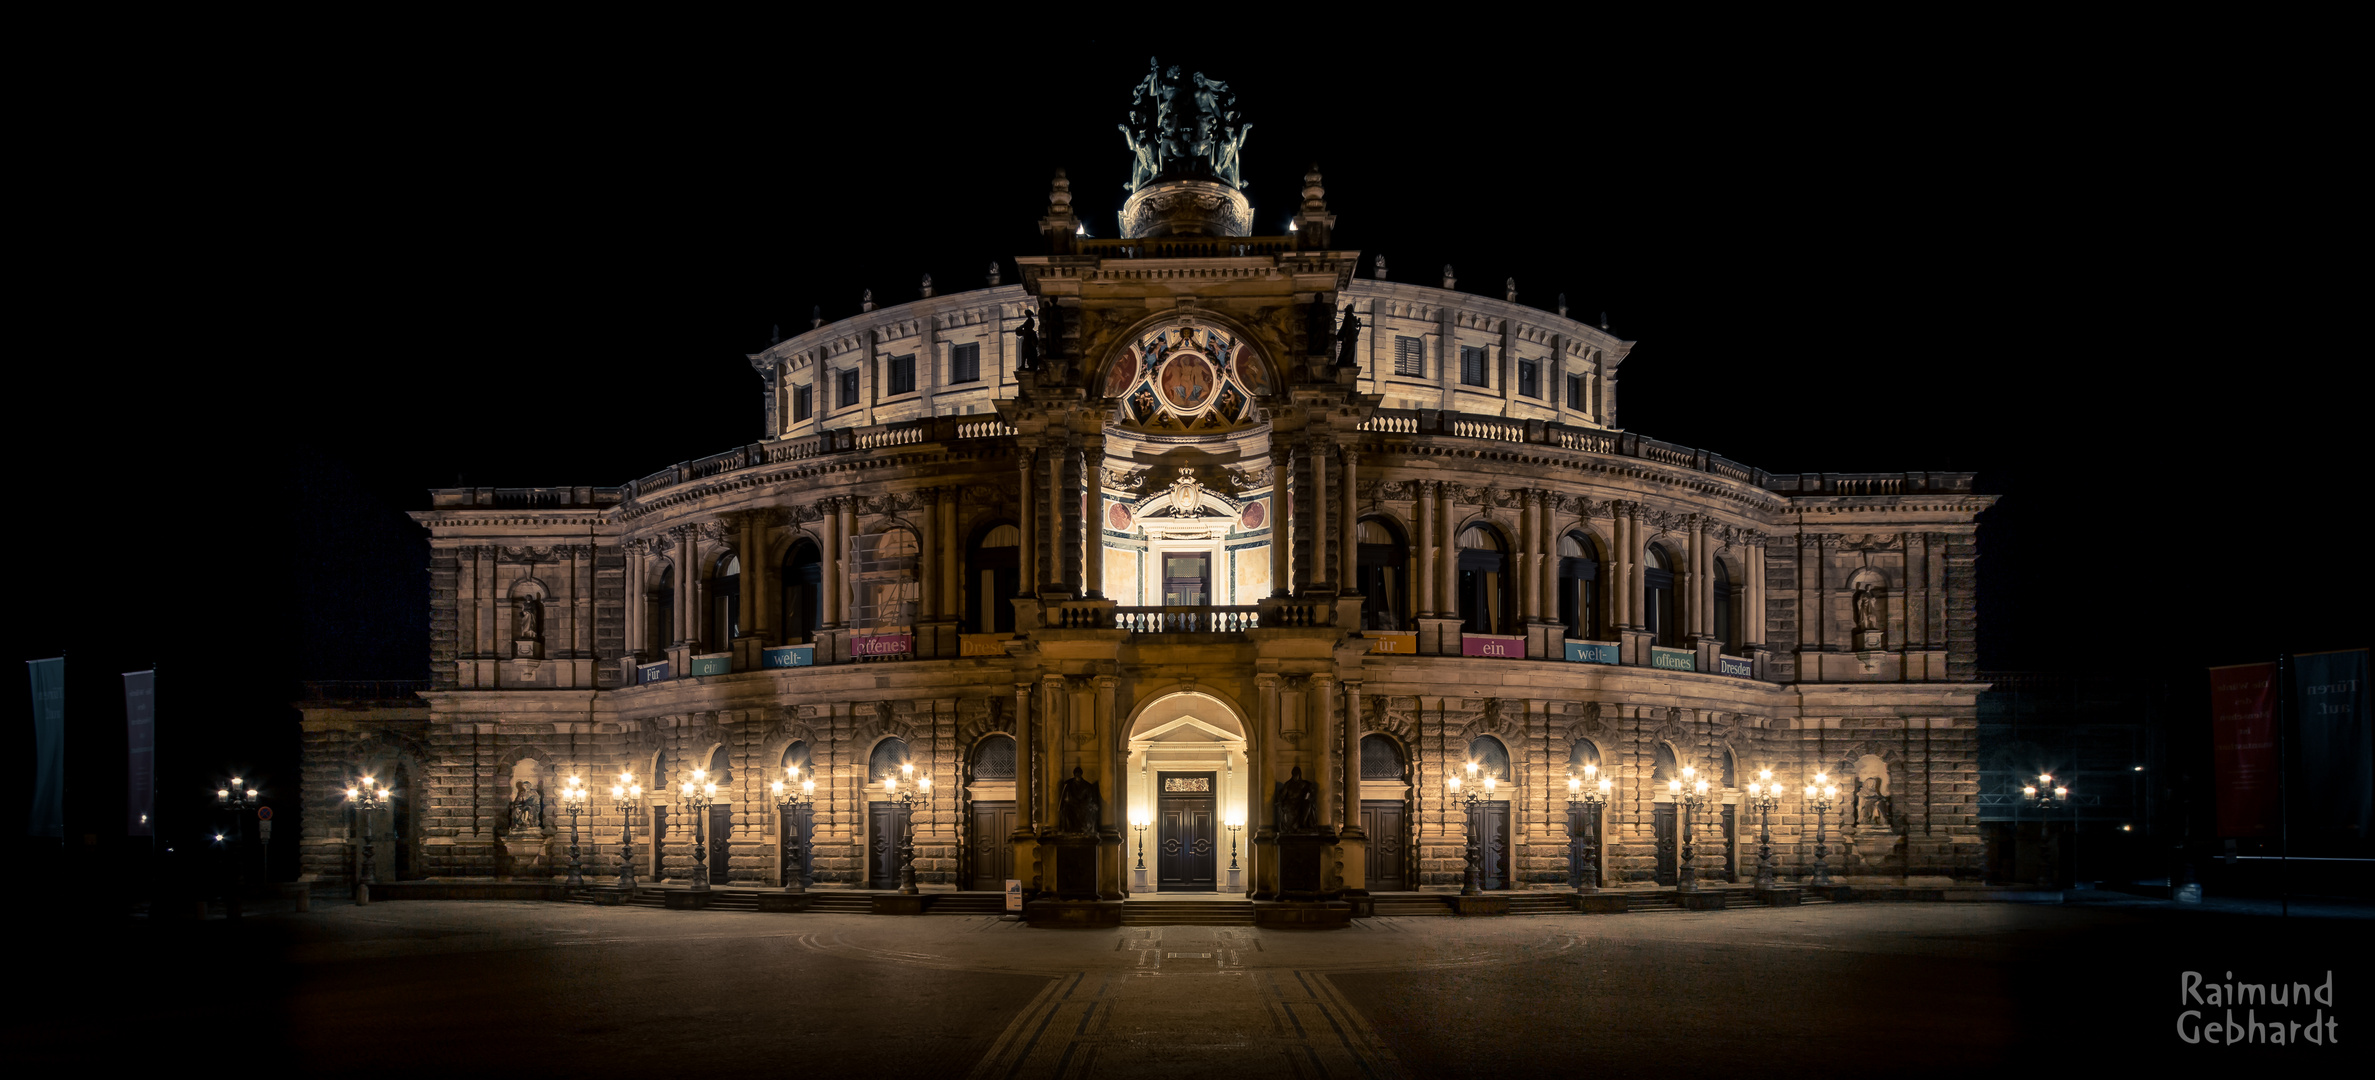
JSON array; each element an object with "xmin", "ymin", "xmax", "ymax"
[
  {"xmin": 1273, "ymin": 765, "xmax": 1318, "ymax": 833},
  {"xmin": 1853, "ymin": 582, "xmax": 1882, "ymax": 633},
  {"xmin": 1058, "ymin": 766, "xmax": 1102, "ymax": 833},
  {"xmin": 1015, "ymin": 309, "xmax": 1040, "ymax": 372},
  {"xmin": 509, "ymin": 780, "xmax": 543, "ymax": 831},
  {"xmin": 1335, "ymin": 305, "xmax": 1363, "ymax": 368},
  {"xmin": 514, "ymin": 596, "xmax": 542, "ymax": 642}
]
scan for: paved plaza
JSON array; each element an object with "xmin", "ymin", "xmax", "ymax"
[{"xmin": 19, "ymin": 897, "xmax": 2366, "ymax": 1075}]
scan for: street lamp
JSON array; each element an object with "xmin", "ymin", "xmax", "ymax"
[
  {"xmin": 679, "ymin": 767, "xmax": 718, "ymax": 890},
  {"xmin": 883, "ymin": 762, "xmax": 929, "ymax": 896},
  {"xmin": 1744, "ymin": 768, "xmax": 1781, "ymax": 890},
  {"xmin": 1447, "ymin": 760, "xmax": 1496, "ymax": 896},
  {"xmin": 770, "ymin": 766, "xmax": 816, "ymax": 892},
  {"xmin": 343, "ymin": 775, "xmax": 390, "ymax": 895},
  {"xmin": 1226, "ymin": 810, "xmax": 1244, "ymax": 873},
  {"xmin": 560, "ymin": 776, "xmax": 589, "ymax": 888},
  {"xmin": 1566, "ymin": 765, "xmax": 1611, "ymax": 892},
  {"xmin": 1803, "ymin": 772, "xmax": 1839, "ymax": 887},
  {"xmin": 216, "ymin": 776, "xmax": 259, "ymax": 919},
  {"xmin": 1669, "ymin": 766, "xmax": 1709, "ymax": 893},
  {"xmin": 1130, "ymin": 809, "xmax": 1150, "ymax": 872},
  {"xmin": 610, "ymin": 771, "xmax": 643, "ymax": 890},
  {"xmin": 2024, "ymin": 772, "xmax": 2071, "ymax": 888}
]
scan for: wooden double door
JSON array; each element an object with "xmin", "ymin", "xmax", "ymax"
[
  {"xmin": 968, "ymin": 800, "xmax": 1015, "ymax": 891},
  {"xmin": 1360, "ymin": 800, "xmax": 1408, "ymax": 890},
  {"xmin": 869, "ymin": 803, "xmax": 903, "ymax": 888},
  {"xmin": 1469, "ymin": 801, "xmax": 1512, "ymax": 890},
  {"xmin": 1156, "ymin": 772, "xmax": 1216, "ymax": 890}
]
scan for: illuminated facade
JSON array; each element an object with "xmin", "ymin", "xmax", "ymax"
[{"xmin": 297, "ymin": 71, "xmax": 1997, "ymax": 909}]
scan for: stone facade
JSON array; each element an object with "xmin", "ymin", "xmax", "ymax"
[{"xmin": 299, "ymin": 111, "xmax": 1995, "ymax": 898}]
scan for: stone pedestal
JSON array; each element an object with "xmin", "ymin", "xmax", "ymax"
[
  {"xmin": 498, "ymin": 835, "xmax": 551, "ymax": 881},
  {"xmin": 1050, "ymin": 834, "xmax": 1102, "ymax": 900},
  {"xmin": 1276, "ymin": 830, "xmax": 1337, "ymax": 901}
]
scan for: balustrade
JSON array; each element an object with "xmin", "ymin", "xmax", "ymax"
[{"xmin": 1112, "ymin": 605, "xmax": 1260, "ymax": 633}]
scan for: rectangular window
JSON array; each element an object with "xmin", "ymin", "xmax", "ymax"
[
  {"xmin": 792, "ymin": 385, "xmax": 813, "ymax": 422},
  {"xmin": 888, "ymin": 354, "xmax": 915, "ymax": 396},
  {"xmin": 1460, "ymin": 345, "xmax": 1488, "ymax": 387},
  {"xmin": 1518, "ymin": 359, "xmax": 1540, "ymax": 398},
  {"xmin": 950, "ymin": 342, "xmax": 981, "ymax": 383},
  {"xmin": 837, "ymin": 368, "xmax": 859, "ymax": 408},
  {"xmin": 1567, "ymin": 374, "xmax": 1585, "ymax": 411},
  {"xmin": 1394, "ymin": 335, "xmax": 1424, "ymax": 377}
]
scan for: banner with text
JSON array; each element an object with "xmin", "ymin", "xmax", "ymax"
[
  {"xmin": 124, "ymin": 669, "xmax": 154, "ymax": 836},
  {"xmin": 1461, "ymin": 634, "xmax": 1525, "ymax": 659},
  {"xmin": 27, "ymin": 658, "xmax": 63, "ymax": 838},
  {"xmin": 2292, "ymin": 649, "xmax": 2371, "ymax": 851},
  {"xmin": 1564, "ymin": 640, "xmax": 1619, "ymax": 665},
  {"xmin": 1367, "ymin": 632, "xmax": 1417, "ymax": 655},
  {"xmin": 2208, "ymin": 661, "xmax": 2279, "ymax": 837},
  {"xmin": 1650, "ymin": 647, "xmax": 1697, "ymax": 673},
  {"xmin": 688, "ymin": 653, "xmax": 732, "ymax": 677},
  {"xmin": 762, "ymin": 645, "xmax": 815, "ymax": 668}
]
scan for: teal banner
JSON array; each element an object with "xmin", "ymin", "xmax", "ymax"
[
  {"xmin": 27, "ymin": 658, "xmax": 63, "ymax": 838},
  {"xmin": 1565, "ymin": 641, "xmax": 1619, "ymax": 665},
  {"xmin": 1650, "ymin": 647, "xmax": 1696, "ymax": 673},
  {"xmin": 762, "ymin": 645, "xmax": 814, "ymax": 669},
  {"xmin": 2293, "ymin": 649, "xmax": 2371, "ymax": 850},
  {"xmin": 688, "ymin": 654, "xmax": 732, "ymax": 677}
]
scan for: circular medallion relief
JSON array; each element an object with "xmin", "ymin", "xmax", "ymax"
[
  {"xmin": 1109, "ymin": 503, "xmax": 1133, "ymax": 531},
  {"xmin": 1240, "ymin": 501, "xmax": 1266, "ymax": 530},
  {"xmin": 1158, "ymin": 354, "xmax": 1217, "ymax": 411}
]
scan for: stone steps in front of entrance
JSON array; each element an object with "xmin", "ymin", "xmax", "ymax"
[{"xmin": 1122, "ymin": 900, "xmax": 1255, "ymax": 926}]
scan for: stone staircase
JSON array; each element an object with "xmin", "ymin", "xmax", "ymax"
[
  {"xmin": 1368, "ymin": 894, "xmax": 1453, "ymax": 916},
  {"xmin": 1122, "ymin": 899, "xmax": 1256, "ymax": 926}
]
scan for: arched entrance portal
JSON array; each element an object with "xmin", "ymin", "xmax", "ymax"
[{"xmin": 1124, "ymin": 691, "xmax": 1250, "ymax": 895}]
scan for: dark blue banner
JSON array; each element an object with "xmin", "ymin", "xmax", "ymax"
[
  {"xmin": 124, "ymin": 669, "xmax": 154, "ymax": 836},
  {"xmin": 2293, "ymin": 649, "xmax": 2371, "ymax": 851},
  {"xmin": 26, "ymin": 658, "xmax": 62, "ymax": 838}
]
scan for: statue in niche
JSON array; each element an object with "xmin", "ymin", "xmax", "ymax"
[
  {"xmin": 1335, "ymin": 305, "xmax": 1363, "ymax": 368},
  {"xmin": 1058, "ymin": 766, "xmax": 1103, "ymax": 834},
  {"xmin": 1273, "ymin": 765, "xmax": 1318, "ymax": 833},
  {"xmin": 1014, "ymin": 310, "xmax": 1040, "ymax": 372},
  {"xmin": 1306, "ymin": 299, "xmax": 1334, "ymax": 356},
  {"xmin": 508, "ymin": 780, "xmax": 543, "ymax": 832},
  {"xmin": 1852, "ymin": 754, "xmax": 1891, "ymax": 828},
  {"xmin": 1853, "ymin": 582, "xmax": 1883, "ymax": 633},
  {"xmin": 513, "ymin": 596, "xmax": 542, "ymax": 642}
]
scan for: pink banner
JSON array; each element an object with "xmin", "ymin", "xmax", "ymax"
[
  {"xmin": 2208, "ymin": 662, "xmax": 2278, "ymax": 837},
  {"xmin": 852, "ymin": 633, "xmax": 913, "ymax": 657},
  {"xmin": 1461, "ymin": 634, "xmax": 1524, "ymax": 658}
]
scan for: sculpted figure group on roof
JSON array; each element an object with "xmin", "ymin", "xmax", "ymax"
[{"xmin": 1119, "ymin": 58, "xmax": 1252, "ymax": 191}]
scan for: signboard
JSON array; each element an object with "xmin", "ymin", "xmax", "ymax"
[
  {"xmin": 124, "ymin": 669, "xmax": 155, "ymax": 837},
  {"xmin": 688, "ymin": 653, "xmax": 732, "ymax": 677},
  {"xmin": 1649, "ymin": 646, "xmax": 1697, "ymax": 672},
  {"xmin": 636, "ymin": 661, "xmax": 671, "ymax": 685},
  {"xmin": 257, "ymin": 806, "xmax": 274, "ymax": 821},
  {"xmin": 1367, "ymin": 632, "xmax": 1418, "ymax": 655},
  {"xmin": 1717, "ymin": 654, "xmax": 1754, "ymax": 678},
  {"xmin": 1461, "ymin": 634, "xmax": 1526, "ymax": 659},
  {"xmin": 960, "ymin": 634, "xmax": 1009, "ymax": 657},
  {"xmin": 852, "ymin": 633, "xmax": 913, "ymax": 659},
  {"xmin": 2292, "ymin": 649, "xmax": 2371, "ymax": 847},
  {"xmin": 27, "ymin": 657, "xmax": 63, "ymax": 838},
  {"xmin": 762, "ymin": 645, "xmax": 815, "ymax": 669},
  {"xmin": 1005, "ymin": 879, "xmax": 1023, "ymax": 912},
  {"xmin": 1564, "ymin": 640, "xmax": 1619, "ymax": 665},
  {"xmin": 2208, "ymin": 662, "xmax": 2278, "ymax": 837},
  {"xmin": 1162, "ymin": 776, "xmax": 1212, "ymax": 792}
]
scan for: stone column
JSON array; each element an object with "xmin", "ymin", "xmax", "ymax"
[
  {"xmin": 819, "ymin": 500, "xmax": 842, "ymax": 629},
  {"xmin": 919, "ymin": 489, "xmax": 939, "ymax": 627},
  {"xmin": 1626, "ymin": 508, "xmax": 1646, "ymax": 630},
  {"xmin": 1095, "ymin": 675, "xmax": 1122, "ymax": 899},
  {"xmin": 1084, "ymin": 446, "xmax": 1105, "ymax": 599},
  {"xmin": 1748, "ymin": 538, "xmax": 1767, "ymax": 650},
  {"xmin": 1339, "ymin": 447, "xmax": 1358, "ymax": 597},
  {"xmin": 1519, "ymin": 491, "xmax": 1539, "ymax": 621},
  {"xmin": 1040, "ymin": 674, "xmax": 1064, "ymax": 829},
  {"xmin": 1270, "ymin": 445, "xmax": 1294, "ymax": 597},
  {"xmin": 940, "ymin": 492, "xmax": 960, "ymax": 620},
  {"xmin": 737, "ymin": 515, "xmax": 760, "ymax": 630},
  {"xmin": 1012, "ymin": 681, "xmax": 1040, "ymax": 891},
  {"xmin": 1252, "ymin": 672, "xmax": 1282, "ymax": 899},
  {"xmin": 1340, "ymin": 680, "xmax": 1364, "ymax": 830},
  {"xmin": 1017, "ymin": 449, "xmax": 1037, "ymax": 596},
  {"xmin": 1698, "ymin": 519, "xmax": 1715, "ymax": 643},
  {"xmin": 1609, "ymin": 507, "xmax": 1630, "ymax": 630},
  {"xmin": 1053, "ymin": 444, "xmax": 1075, "ymax": 595},
  {"xmin": 623, "ymin": 541, "xmax": 646, "ymax": 660},
  {"xmin": 1540, "ymin": 494, "xmax": 1560, "ymax": 625},
  {"xmin": 1437, "ymin": 483, "xmax": 1458, "ymax": 614},
  {"xmin": 1307, "ymin": 441, "xmax": 1328, "ymax": 591},
  {"xmin": 1416, "ymin": 481, "xmax": 1436, "ymax": 616}
]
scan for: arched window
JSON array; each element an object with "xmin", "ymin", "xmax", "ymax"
[
  {"xmin": 965, "ymin": 523, "xmax": 1020, "ymax": 634},
  {"xmin": 706, "ymin": 745, "xmax": 733, "ymax": 789},
  {"xmin": 1466, "ymin": 736, "xmax": 1511, "ymax": 784},
  {"xmin": 1355, "ymin": 517, "xmax": 1408, "ymax": 631},
  {"xmin": 782, "ymin": 540, "xmax": 821, "ymax": 644},
  {"xmin": 1721, "ymin": 747, "xmax": 1737, "ymax": 789},
  {"xmin": 868, "ymin": 738, "xmax": 910, "ymax": 785},
  {"xmin": 1558, "ymin": 532, "xmax": 1603, "ymax": 641},
  {"xmin": 1456, "ymin": 524, "xmax": 1512, "ymax": 635},
  {"xmin": 850, "ymin": 528, "xmax": 920, "ymax": 633},
  {"xmin": 1713, "ymin": 560, "xmax": 1738, "ymax": 652},
  {"xmin": 970, "ymin": 734, "xmax": 1015, "ymax": 780},
  {"xmin": 1651, "ymin": 742, "xmax": 1678, "ymax": 788},
  {"xmin": 1360, "ymin": 734, "xmax": 1406, "ymax": 780},
  {"xmin": 711, "ymin": 553, "xmax": 741, "ymax": 649},
  {"xmin": 649, "ymin": 563, "xmax": 676, "ymax": 654},
  {"xmin": 1567, "ymin": 739, "xmax": 1602, "ymax": 777},
  {"xmin": 1642, "ymin": 544, "xmax": 1677, "ymax": 647},
  {"xmin": 653, "ymin": 749, "xmax": 673, "ymax": 791}
]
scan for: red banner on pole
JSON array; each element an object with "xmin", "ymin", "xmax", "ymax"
[{"xmin": 2209, "ymin": 661, "xmax": 2279, "ymax": 837}]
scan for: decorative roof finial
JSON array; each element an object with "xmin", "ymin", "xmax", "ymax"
[
  {"xmin": 1374, "ymin": 254, "xmax": 1388, "ymax": 281},
  {"xmin": 920, "ymin": 273, "xmax": 934, "ymax": 299},
  {"xmin": 1443, "ymin": 265, "xmax": 1456, "ymax": 290},
  {"xmin": 1048, "ymin": 168, "xmax": 1072, "ymax": 214},
  {"xmin": 811, "ymin": 305, "xmax": 823, "ymax": 330},
  {"xmin": 1600, "ymin": 311, "xmax": 1609, "ymax": 331},
  {"xmin": 769, "ymin": 324, "xmax": 780, "ymax": 346},
  {"xmin": 1557, "ymin": 294, "xmax": 1569, "ymax": 318},
  {"xmin": 861, "ymin": 289, "xmax": 875, "ymax": 313},
  {"xmin": 987, "ymin": 261, "xmax": 1002, "ymax": 287},
  {"xmin": 1505, "ymin": 278, "xmax": 1518, "ymax": 303},
  {"xmin": 1120, "ymin": 61, "xmax": 1251, "ymax": 192}
]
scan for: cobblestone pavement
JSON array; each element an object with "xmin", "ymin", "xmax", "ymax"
[{"xmin": 18, "ymin": 898, "xmax": 2366, "ymax": 1076}]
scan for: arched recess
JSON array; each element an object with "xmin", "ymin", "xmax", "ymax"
[
  {"xmin": 349, "ymin": 731, "xmax": 431, "ymax": 882},
  {"xmin": 964, "ymin": 521, "xmax": 1020, "ymax": 633},
  {"xmin": 1356, "ymin": 732, "xmax": 1413, "ymax": 890},
  {"xmin": 1354, "ymin": 515, "xmax": 1409, "ymax": 631},
  {"xmin": 1124, "ymin": 688, "xmax": 1252, "ymax": 895},
  {"xmin": 960, "ymin": 731, "xmax": 1017, "ymax": 891},
  {"xmin": 1557, "ymin": 531, "xmax": 1605, "ymax": 641},
  {"xmin": 710, "ymin": 552, "xmax": 742, "ymax": 651},
  {"xmin": 1456, "ymin": 521, "xmax": 1515, "ymax": 635},
  {"xmin": 1642, "ymin": 542, "xmax": 1678, "ymax": 647},
  {"xmin": 781, "ymin": 537, "xmax": 821, "ymax": 644},
  {"xmin": 1462, "ymin": 735, "xmax": 1515, "ymax": 890},
  {"xmin": 646, "ymin": 560, "xmax": 677, "ymax": 654},
  {"xmin": 1712, "ymin": 559, "xmax": 1737, "ymax": 652}
]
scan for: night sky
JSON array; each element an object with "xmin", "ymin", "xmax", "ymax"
[{"xmin": 8, "ymin": 34, "xmax": 2360, "ymax": 866}]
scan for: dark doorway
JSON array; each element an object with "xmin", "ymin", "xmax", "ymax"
[
  {"xmin": 651, "ymin": 805, "xmax": 669, "ymax": 880},
  {"xmin": 1156, "ymin": 772, "xmax": 1217, "ymax": 890},
  {"xmin": 709, "ymin": 803, "xmax": 733, "ymax": 884},
  {"xmin": 1475, "ymin": 801, "xmax": 1511, "ymax": 889},
  {"xmin": 1355, "ymin": 518, "xmax": 1407, "ymax": 630},
  {"xmin": 1361, "ymin": 799, "xmax": 1406, "ymax": 889},
  {"xmin": 966, "ymin": 524, "xmax": 1020, "ymax": 633},
  {"xmin": 869, "ymin": 802, "xmax": 902, "ymax": 888},
  {"xmin": 1721, "ymin": 805, "xmax": 1737, "ymax": 882},
  {"xmin": 1654, "ymin": 804, "xmax": 1678, "ymax": 885},
  {"xmin": 969, "ymin": 800, "xmax": 1015, "ymax": 891},
  {"xmin": 781, "ymin": 803, "xmax": 814, "ymax": 888},
  {"xmin": 1161, "ymin": 553, "xmax": 1211, "ymax": 607},
  {"xmin": 783, "ymin": 541, "xmax": 821, "ymax": 643}
]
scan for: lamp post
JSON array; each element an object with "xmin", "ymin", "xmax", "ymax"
[
  {"xmin": 216, "ymin": 777, "xmax": 259, "ymax": 919},
  {"xmin": 1567, "ymin": 766, "xmax": 1611, "ymax": 892},
  {"xmin": 883, "ymin": 761, "xmax": 929, "ymax": 895},
  {"xmin": 610, "ymin": 771, "xmax": 643, "ymax": 890},
  {"xmin": 1803, "ymin": 772, "xmax": 1839, "ymax": 888},
  {"xmin": 770, "ymin": 766, "xmax": 815, "ymax": 892},
  {"xmin": 1226, "ymin": 811, "xmax": 1244, "ymax": 874},
  {"xmin": 1744, "ymin": 769, "xmax": 1781, "ymax": 890},
  {"xmin": 343, "ymin": 775, "xmax": 389, "ymax": 900},
  {"xmin": 1669, "ymin": 766, "xmax": 1709, "ymax": 893},
  {"xmin": 1131, "ymin": 809, "xmax": 1149, "ymax": 872},
  {"xmin": 1447, "ymin": 760, "xmax": 1496, "ymax": 896},
  {"xmin": 679, "ymin": 767, "xmax": 718, "ymax": 890},
  {"xmin": 2024, "ymin": 773, "xmax": 2071, "ymax": 888},
  {"xmin": 561, "ymin": 775, "xmax": 588, "ymax": 888}
]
